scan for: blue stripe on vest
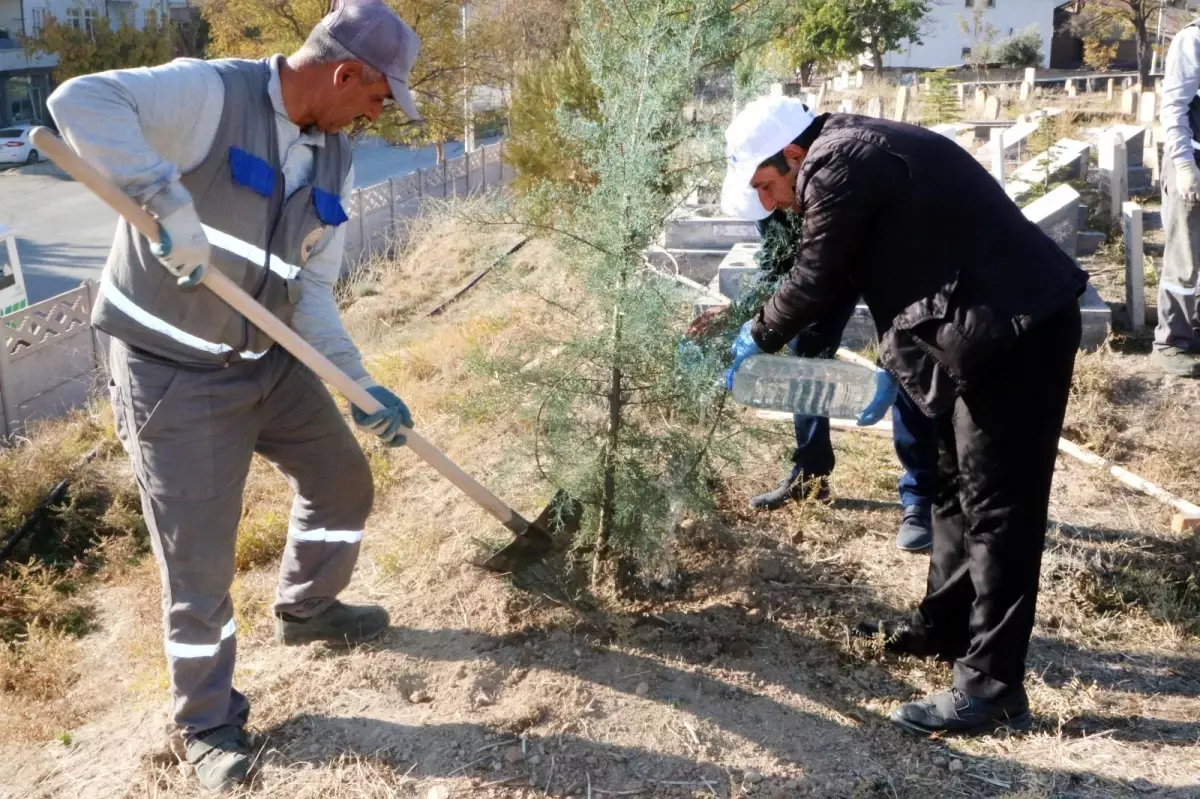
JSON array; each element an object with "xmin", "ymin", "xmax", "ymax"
[
  {"xmin": 312, "ymin": 187, "xmax": 349, "ymax": 225},
  {"xmin": 229, "ymin": 146, "xmax": 276, "ymax": 198}
]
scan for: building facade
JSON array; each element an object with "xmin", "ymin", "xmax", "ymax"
[
  {"xmin": 0, "ymin": 0, "xmax": 190, "ymax": 127},
  {"xmin": 881, "ymin": 0, "xmax": 1059, "ymax": 69}
]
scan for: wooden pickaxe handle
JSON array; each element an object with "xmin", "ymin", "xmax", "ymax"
[{"xmin": 30, "ymin": 126, "xmax": 535, "ymax": 536}]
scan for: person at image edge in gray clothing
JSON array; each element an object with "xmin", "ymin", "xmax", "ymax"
[
  {"xmin": 1155, "ymin": 20, "xmax": 1200, "ymax": 377},
  {"xmin": 47, "ymin": 0, "xmax": 421, "ymax": 791}
]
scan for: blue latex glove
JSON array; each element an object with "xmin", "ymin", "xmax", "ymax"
[
  {"xmin": 857, "ymin": 368, "xmax": 898, "ymax": 427},
  {"xmin": 351, "ymin": 385, "xmax": 413, "ymax": 446},
  {"xmin": 723, "ymin": 320, "xmax": 762, "ymax": 390}
]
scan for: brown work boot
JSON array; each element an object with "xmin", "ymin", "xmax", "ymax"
[
  {"xmin": 1150, "ymin": 347, "xmax": 1200, "ymax": 378},
  {"xmin": 275, "ymin": 600, "xmax": 389, "ymax": 647}
]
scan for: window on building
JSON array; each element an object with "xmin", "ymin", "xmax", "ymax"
[
  {"xmin": 985, "ymin": 0, "xmax": 995, "ymax": 7},
  {"xmin": 964, "ymin": 0, "xmax": 973, "ymax": 6},
  {"xmin": 65, "ymin": 6, "xmax": 98, "ymax": 37},
  {"xmin": 962, "ymin": 47, "xmax": 972, "ymax": 59},
  {"xmin": 31, "ymin": 8, "xmax": 49, "ymax": 37}
]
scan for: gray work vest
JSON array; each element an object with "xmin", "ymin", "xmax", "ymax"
[{"xmin": 94, "ymin": 58, "xmax": 352, "ymax": 367}]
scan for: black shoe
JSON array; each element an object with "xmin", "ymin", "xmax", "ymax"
[
  {"xmin": 186, "ymin": 725, "xmax": 252, "ymax": 793},
  {"xmin": 895, "ymin": 505, "xmax": 932, "ymax": 552},
  {"xmin": 890, "ymin": 686, "xmax": 1031, "ymax": 737},
  {"xmin": 750, "ymin": 472, "xmax": 830, "ymax": 511},
  {"xmin": 275, "ymin": 600, "xmax": 389, "ymax": 647},
  {"xmin": 853, "ymin": 619, "xmax": 939, "ymax": 657}
]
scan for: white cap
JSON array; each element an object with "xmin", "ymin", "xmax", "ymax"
[{"xmin": 720, "ymin": 95, "xmax": 815, "ymax": 220}]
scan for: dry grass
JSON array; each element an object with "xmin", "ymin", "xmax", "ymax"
[{"xmin": 3, "ymin": 203, "xmax": 1199, "ymax": 797}]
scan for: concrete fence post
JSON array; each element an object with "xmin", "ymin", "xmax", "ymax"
[
  {"xmin": 354, "ymin": 189, "xmax": 365, "ymax": 255},
  {"xmin": 388, "ymin": 177, "xmax": 396, "ymax": 233},
  {"xmin": 1098, "ymin": 132, "xmax": 1128, "ymax": 225},
  {"xmin": 0, "ymin": 327, "xmax": 14, "ymax": 437},
  {"xmin": 1122, "ymin": 201, "xmax": 1145, "ymax": 331}
]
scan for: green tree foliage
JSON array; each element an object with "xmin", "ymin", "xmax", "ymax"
[
  {"xmin": 22, "ymin": 13, "xmax": 175, "ymax": 83},
  {"xmin": 994, "ymin": 25, "xmax": 1045, "ymax": 68},
  {"xmin": 1065, "ymin": 0, "xmax": 1163, "ymax": 86},
  {"xmin": 852, "ymin": 0, "xmax": 930, "ymax": 74},
  {"xmin": 507, "ymin": 44, "xmax": 601, "ymax": 198},
  {"xmin": 201, "ymin": 0, "xmax": 517, "ymax": 148},
  {"xmin": 487, "ymin": 0, "xmax": 789, "ymax": 586},
  {"xmin": 922, "ymin": 68, "xmax": 960, "ymax": 125},
  {"xmin": 763, "ymin": 0, "xmax": 860, "ymax": 86}
]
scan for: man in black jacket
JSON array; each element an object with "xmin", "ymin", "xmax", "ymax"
[
  {"xmin": 750, "ymin": 208, "xmax": 938, "ymax": 553},
  {"xmin": 722, "ymin": 96, "xmax": 1088, "ymax": 735}
]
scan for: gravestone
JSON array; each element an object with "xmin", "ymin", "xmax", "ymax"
[
  {"xmin": 1122, "ymin": 202, "xmax": 1146, "ymax": 332},
  {"xmin": 816, "ymin": 82, "xmax": 828, "ymax": 110},
  {"xmin": 894, "ymin": 86, "xmax": 909, "ymax": 122},
  {"xmin": 957, "ymin": 83, "xmax": 965, "ymax": 107},
  {"xmin": 1066, "ymin": 79, "xmax": 1077, "ymax": 98},
  {"xmin": 866, "ymin": 97, "xmax": 883, "ymax": 118},
  {"xmin": 1086, "ymin": 77, "xmax": 1094, "ymax": 93},
  {"xmin": 1024, "ymin": 67, "xmax": 1036, "ymax": 84},
  {"xmin": 983, "ymin": 95, "xmax": 1001, "ymax": 121},
  {"xmin": 770, "ymin": 82, "xmax": 784, "ymax": 96},
  {"xmin": 975, "ymin": 87, "xmax": 988, "ymax": 112},
  {"xmin": 1139, "ymin": 91, "xmax": 1157, "ymax": 124},
  {"xmin": 1107, "ymin": 78, "xmax": 1114, "ymax": 101},
  {"xmin": 838, "ymin": 98, "xmax": 855, "ymax": 114},
  {"xmin": 1098, "ymin": 132, "xmax": 1128, "ymax": 225},
  {"xmin": 855, "ymin": 70, "xmax": 864, "ymax": 89},
  {"xmin": 1120, "ymin": 88, "xmax": 1139, "ymax": 116},
  {"xmin": 1020, "ymin": 81, "xmax": 1032, "ymax": 101}
]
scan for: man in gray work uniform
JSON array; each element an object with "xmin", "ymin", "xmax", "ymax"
[
  {"xmin": 1156, "ymin": 20, "xmax": 1200, "ymax": 377},
  {"xmin": 48, "ymin": 0, "xmax": 420, "ymax": 790}
]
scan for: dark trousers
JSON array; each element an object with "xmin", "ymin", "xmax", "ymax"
[
  {"xmin": 788, "ymin": 298, "xmax": 936, "ymax": 509},
  {"xmin": 913, "ymin": 302, "xmax": 1081, "ymax": 698}
]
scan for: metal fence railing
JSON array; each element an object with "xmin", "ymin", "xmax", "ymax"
[{"xmin": 345, "ymin": 139, "xmax": 512, "ymax": 263}]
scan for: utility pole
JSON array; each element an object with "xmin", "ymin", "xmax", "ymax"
[{"xmin": 462, "ymin": 0, "xmax": 475, "ymax": 153}]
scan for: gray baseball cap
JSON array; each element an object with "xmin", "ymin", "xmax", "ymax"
[{"xmin": 320, "ymin": 0, "xmax": 422, "ymax": 120}]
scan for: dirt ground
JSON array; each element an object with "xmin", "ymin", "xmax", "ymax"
[{"xmin": 2, "ymin": 145, "xmax": 1199, "ymax": 799}]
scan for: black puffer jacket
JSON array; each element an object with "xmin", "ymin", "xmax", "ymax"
[{"xmin": 749, "ymin": 114, "xmax": 1088, "ymax": 417}]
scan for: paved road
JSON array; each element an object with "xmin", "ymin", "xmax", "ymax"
[{"xmin": 0, "ymin": 135, "xmax": 501, "ymax": 304}]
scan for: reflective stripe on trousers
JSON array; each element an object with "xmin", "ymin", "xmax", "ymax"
[
  {"xmin": 166, "ymin": 618, "xmax": 236, "ymax": 659},
  {"xmin": 288, "ymin": 525, "xmax": 364, "ymax": 544}
]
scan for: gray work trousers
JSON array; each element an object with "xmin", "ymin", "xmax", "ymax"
[
  {"xmin": 107, "ymin": 339, "xmax": 374, "ymax": 740},
  {"xmin": 1156, "ymin": 158, "xmax": 1200, "ymax": 352}
]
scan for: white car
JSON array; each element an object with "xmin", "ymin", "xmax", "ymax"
[{"xmin": 0, "ymin": 124, "xmax": 40, "ymax": 166}]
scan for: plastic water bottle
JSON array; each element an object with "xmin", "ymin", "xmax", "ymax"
[{"xmin": 731, "ymin": 354, "xmax": 877, "ymax": 418}]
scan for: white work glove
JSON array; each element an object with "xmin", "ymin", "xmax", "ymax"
[
  {"xmin": 1174, "ymin": 159, "xmax": 1200, "ymax": 203},
  {"xmin": 149, "ymin": 201, "xmax": 210, "ymax": 280}
]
